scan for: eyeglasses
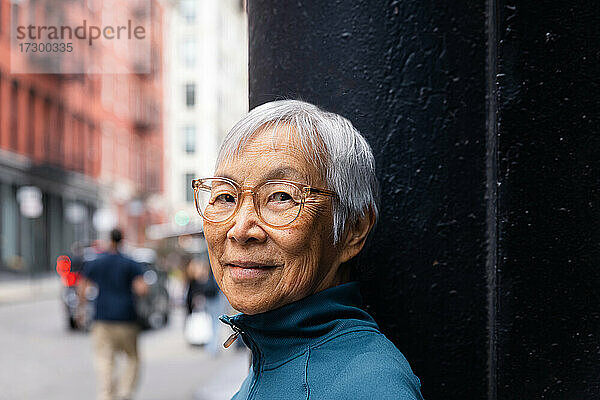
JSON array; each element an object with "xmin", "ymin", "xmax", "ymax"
[{"xmin": 191, "ymin": 177, "xmax": 336, "ymax": 228}]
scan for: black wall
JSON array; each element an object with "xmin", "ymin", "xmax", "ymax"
[
  {"xmin": 247, "ymin": 1, "xmax": 599, "ymax": 398},
  {"xmin": 494, "ymin": 2, "xmax": 600, "ymax": 399}
]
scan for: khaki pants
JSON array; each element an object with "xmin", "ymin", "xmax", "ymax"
[{"xmin": 91, "ymin": 322, "xmax": 141, "ymax": 400}]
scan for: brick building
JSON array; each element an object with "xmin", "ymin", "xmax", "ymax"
[{"xmin": 0, "ymin": 0, "xmax": 165, "ymax": 275}]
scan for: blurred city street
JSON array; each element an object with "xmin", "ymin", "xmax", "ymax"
[
  {"xmin": 0, "ymin": 1, "xmax": 250, "ymax": 398},
  {"xmin": 0, "ymin": 276, "xmax": 249, "ymax": 400}
]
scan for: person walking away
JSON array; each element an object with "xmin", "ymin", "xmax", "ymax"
[
  {"xmin": 77, "ymin": 228, "xmax": 149, "ymax": 400},
  {"xmin": 184, "ymin": 257, "xmax": 223, "ymax": 353}
]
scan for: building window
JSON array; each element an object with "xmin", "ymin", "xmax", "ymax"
[
  {"xmin": 185, "ymin": 83, "xmax": 195, "ymax": 107},
  {"xmin": 146, "ymin": 148, "xmax": 159, "ymax": 191},
  {"xmin": 183, "ymin": 125, "xmax": 196, "ymax": 154},
  {"xmin": 11, "ymin": 3, "xmax": 20, "ymax": 30},
  {"xmin": 185, "ymin": 173, "xmax": 195, "ymax": 202},
  {"xmin": 43, "ymin": 98, "xmax": 51, "ymax": 163},
  {"xmin": 28, "ymin": 90, "xmax": 35, "ymax": 156},
  {"xmin": 56, "ymin": 105, "xmax": 65, "ymax": 164},
  {"xmin": 181, "ymin": 38, "xmax": 196, "ymax": 68},
  {"xmin": 180, "ymin": 0, "xmax": 196, "ymax": 23},
  {"xmin": 10, "ymin": 81, "xmax": 19, "ymax": 151}
]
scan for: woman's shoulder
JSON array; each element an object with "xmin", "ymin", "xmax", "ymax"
[
  {"xmin": 314, "ymin": 326, "xmax": 408, "ymax": 363},
  {"xmin": 308, "ymin": 329, "xmax": 423, "ymax": 399}
]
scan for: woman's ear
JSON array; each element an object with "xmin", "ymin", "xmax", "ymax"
[{"xmin": 338, "ymin": 207, "xmax": 376, "ymax": 264}]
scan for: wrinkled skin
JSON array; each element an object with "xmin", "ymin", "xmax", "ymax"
[{"xmin": 204, "ymin": 128, "xmax": 366, "ymax": 315}]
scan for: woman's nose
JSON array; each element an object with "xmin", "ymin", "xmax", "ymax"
[{"xmin": 226, "ymin": 192, "xmax": 266, "ymax": 244}]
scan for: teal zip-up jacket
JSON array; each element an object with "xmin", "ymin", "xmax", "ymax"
[{"xmin": 220, "ymin": 282, "xmax": 424, "ymax": 400}]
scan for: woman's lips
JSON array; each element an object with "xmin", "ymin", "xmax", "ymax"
[{"xmin": 225, "ymin": 262, "xmax": 280, "ymax": 281}]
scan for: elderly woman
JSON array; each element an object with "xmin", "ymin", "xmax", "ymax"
[{"xmin": 192, "ymin": 100, "xmax": 423, "ymax": 399}]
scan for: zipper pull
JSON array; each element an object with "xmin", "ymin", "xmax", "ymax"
[{"xmin": 223, "ymin": 326, "xmax": 242, "ymax": 348}]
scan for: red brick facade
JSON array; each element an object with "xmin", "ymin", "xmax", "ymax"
[{"xmin": 0, "ymin": 0, "xmax": 165, "ymax": 272}]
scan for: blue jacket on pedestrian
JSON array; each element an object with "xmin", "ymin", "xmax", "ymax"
[
  {"xmin": 220, "ymin": 282, "xmax": 424, "ymax": 400},
  {"xmin": 83, "ymin": 251, "xmax": 144, "ymax": 322}
]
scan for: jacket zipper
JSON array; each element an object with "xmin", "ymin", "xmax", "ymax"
[
  {"xmin": 223, "ymin": 325, "xmax": 242, "ymax": 348},
  {"xmin": 247, "ymin": 342, "xmax": 262, "ymax": 400},
  {"xmin": 221, "ymin": 316, "xmax": 262, "ymax": 400}
]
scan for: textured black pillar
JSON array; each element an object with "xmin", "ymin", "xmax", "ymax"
[
  {"xmin": 493, "ymin": 1, "xmax": 600, "ymax": 399},
  {"xmin": 248, "ymin": 2, "xmax": 488, "ymax": 398},
  {"xmin": 247, "ymin": 1, "xmax": 598, "ymax": 399}
]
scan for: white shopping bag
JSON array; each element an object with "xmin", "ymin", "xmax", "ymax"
[{"xmin": 184, "ymin": 311, "xmax": 214, "ymax": 346}]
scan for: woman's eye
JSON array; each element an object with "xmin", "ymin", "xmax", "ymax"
[
  {"xmin": 269, "ymin": 192, "xmax": 293, "ymax": 202},
  {"xmin": 214, "ymin": 193, "xmax": 236, "ymax": 203}
]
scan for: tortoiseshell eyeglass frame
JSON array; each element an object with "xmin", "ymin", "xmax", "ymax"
[{"xmin": 191, "ymin": 177, "xmax": 336, "ymax": 229}]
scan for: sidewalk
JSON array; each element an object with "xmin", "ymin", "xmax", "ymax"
[
  {"xmin": 0, "ymin": 273, "xmax": 61, "ymax": 304},
  {"xmin": 191, "ymin": 349, "xmax": 248, "ymax": 400},
  {"xmin": 0, "ymin": 272, "xmax": 250, "ymax": 399}
]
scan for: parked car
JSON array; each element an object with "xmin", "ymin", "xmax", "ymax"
[
  {"xmin": 57, "ymin": 247, "xmax": 170, "ymax": 331},
  {"xmin": 131, "ymin": 248, "xmax": 170, "ymax": 330}
]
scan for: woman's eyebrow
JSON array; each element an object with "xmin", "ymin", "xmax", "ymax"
[
  {"xmin": 216, "ymin": 172, "xmax": 236, "ymax": 181},
  {"xmin": 216, "ymin": 167, "xmax": 309, "ymax": 184},
  {"xmin": 263, "ymin": 167, "xmax": 306, "ymax": 181}
]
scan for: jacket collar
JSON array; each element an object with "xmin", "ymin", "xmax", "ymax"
[{"xmin": 220, "ymin": 282, "xmax": 379, "ymax": 365}]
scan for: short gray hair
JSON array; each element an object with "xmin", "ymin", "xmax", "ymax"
[{"xmin": 216, "ymin": 100, "xmax": 379, "ymax": 244}]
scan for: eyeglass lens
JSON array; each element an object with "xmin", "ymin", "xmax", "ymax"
[{"xmin": 195, "ymin": 178, "xmax": 303, "ymax": 226}]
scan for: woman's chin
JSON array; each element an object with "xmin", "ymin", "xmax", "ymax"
[
  {"xmin": 222, "ymin": 270, "xmax": 281, "ymax": 314},
  {"xmin": 229, "ymin": 297, "xmax": 271, "ymax": 315}
]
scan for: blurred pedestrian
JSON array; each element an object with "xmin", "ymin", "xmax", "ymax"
[
  {"xmin": 77, "ymin": 228, "xmax": 148, "ymax": 400},
  {"xmin": 184, "ymin": 256, "xmax": 223, "ymax": 353}
]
